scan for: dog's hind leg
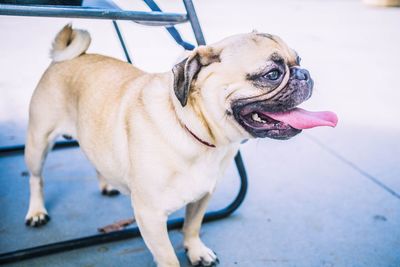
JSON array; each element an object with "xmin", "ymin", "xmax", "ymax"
[
  {"xmin": 183, "ymin": 193, "xmax": 219, "ymax": 266},
  {"xmin": 24, "ymin": 126, "xmax": 58, "ymax": 227},
  {"xmin": 97, "ymin": 171, "xmax": 120, "ymax": 196}
]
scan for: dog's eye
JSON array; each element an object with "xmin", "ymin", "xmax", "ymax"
[{"xmin": 263, "ymin": 69, "xmax": 281, "ymax": 81}]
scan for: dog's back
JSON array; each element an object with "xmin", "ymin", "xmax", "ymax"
[
  {"xmin": 26, "ymin": 25, "xmax": 146, "ymax": 185},
  {"xmin": 29, "ymin": 24, "xmax": 145, "ymax": 139}
]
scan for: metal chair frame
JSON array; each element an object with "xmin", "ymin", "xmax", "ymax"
[{"xmin": 0, "ymin": 0, "xmax": 248, "ymax": 264}]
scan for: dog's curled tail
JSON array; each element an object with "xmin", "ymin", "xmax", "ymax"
[{"xmin": 50, "ymin": 24, "xmax": 91, "ymax": 62}]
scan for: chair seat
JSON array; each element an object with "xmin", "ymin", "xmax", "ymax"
[{"xmin": 0, "ymin": 0, "xmax": 189, "ymax": 26}]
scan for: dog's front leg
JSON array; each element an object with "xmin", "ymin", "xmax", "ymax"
[
  {"xmin": 183, "ymin": 193, "xmax": 219, "ymax": 266},
  {"xmin": 132, "ymin": 198, "xmax": 179, "ymax": 267}
]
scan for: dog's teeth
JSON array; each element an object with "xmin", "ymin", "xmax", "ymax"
[
  {"xmin": 251, "ymin": 113, "xmax": 266, "ymax": 123},
  {"xmin": 251, "ymin": 113, "xmax": 261, "ymax": 122}
]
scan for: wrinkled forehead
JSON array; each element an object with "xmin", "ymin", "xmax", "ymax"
[{"xmin": 213, "ymin": 32, "xmax": 297, "ymax": 71}]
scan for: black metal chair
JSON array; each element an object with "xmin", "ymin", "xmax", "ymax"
[{"xmin": 0, "ymin": 0, "xmax": 248, "ymax": 264}]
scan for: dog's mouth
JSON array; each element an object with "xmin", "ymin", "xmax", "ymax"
[{"xmin": 234, "ymin": 104, "xmax": 338, "ymax": 140}]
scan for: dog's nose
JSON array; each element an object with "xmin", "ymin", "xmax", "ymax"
[{"xmin": 291, "ymin": 67, "xmax": 310, "ymax": 81}]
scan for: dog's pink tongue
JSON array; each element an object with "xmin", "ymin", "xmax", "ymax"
[{"xmin": 264, "ymin": 108, "xmax": 338, "ymax": 130}]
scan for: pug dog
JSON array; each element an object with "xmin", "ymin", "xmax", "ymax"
[{"xmin": 24, "ymin": 25, "xmax": 337, "ymax": 267}]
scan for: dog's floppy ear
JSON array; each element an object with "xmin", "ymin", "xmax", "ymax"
[{"xmin": 172, "ymin": 46, "xmax": 220, "ymax": 107}]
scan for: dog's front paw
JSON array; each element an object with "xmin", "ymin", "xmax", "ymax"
[
  {"xmin": 25, "ymin": 211, "xmax": 50, "ymax": 227},
  {"xmin": 185, "ymin": 239, "xmax": 219, "ymax": 267}
]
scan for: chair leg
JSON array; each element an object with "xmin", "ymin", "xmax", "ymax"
[
  {"xmin": 112, "ymin": 20, "xmax": 132, "ymax": 64},
  {"xmin": 0, "ymin": 152, "xmax": 248, "ymax": 264},
  {"xmin": 182, "ymin": 0, "xmax": 206, "ymax": 46},
  {"xmin": 142, "ymin": 0, "xmax": 195, "ymax": 50}
]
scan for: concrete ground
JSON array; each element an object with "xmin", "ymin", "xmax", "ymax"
[{"xmin": 0, "ymin": 0, "xmax": 399, "ymax": 266}]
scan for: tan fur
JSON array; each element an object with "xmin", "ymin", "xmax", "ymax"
[
  {"xmin": 25, "ymin": 25, "xmax": 297, "ymax": 267},
  {"xmin": 50, "ymin": 24, "xmax": 91, "ymax": 62},
  {"xmin": 51, "ymin": 24, "xmax": 73, "ymax": 51}
]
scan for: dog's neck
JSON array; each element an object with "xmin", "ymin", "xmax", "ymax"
[
  {"xmin": 184, "ymin": 125, "xmax": 216, "ymax": 148},
  {"xmin": 170, "ymin": 88, "xmax": 219, "ymax": 148},
  {"xmin": 176, "ymin": 104, "xmax": 217, "ymax": 148}
]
